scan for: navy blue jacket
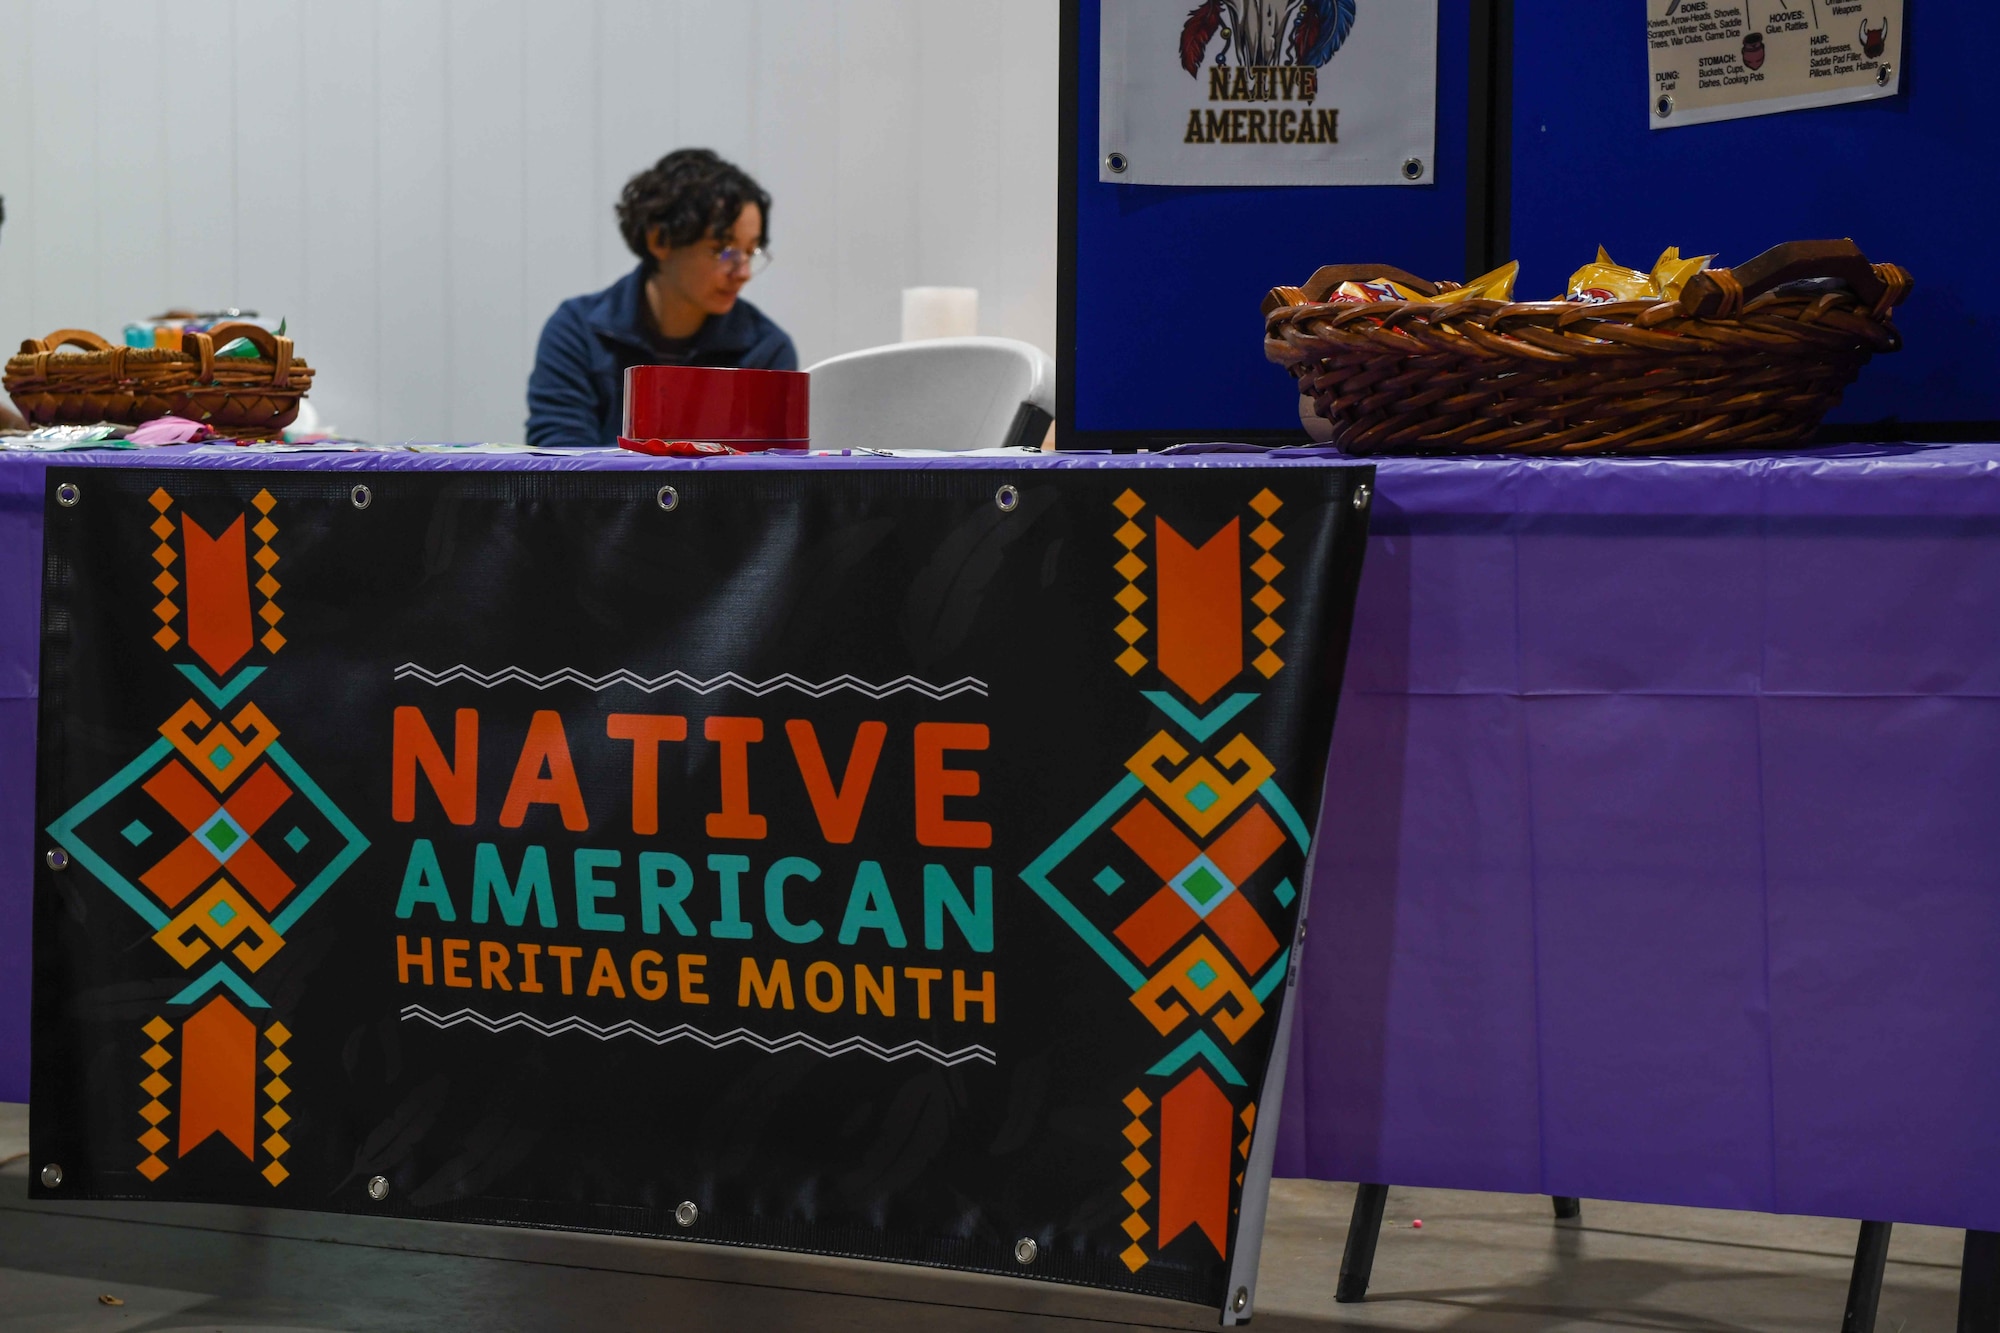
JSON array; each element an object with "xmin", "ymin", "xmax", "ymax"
[{"xmin": 525, "ymin": 265, "xmax": 797, "ymax": 448}]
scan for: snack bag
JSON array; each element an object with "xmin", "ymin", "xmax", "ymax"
[
  {"xmin": 1330, "ymin": 278, "xmax": 1424, "ymax": 305},
  {"xmin": 1566, "ymin": 246, "xmax": 1653, "ymax": 303},
  {"xmin": 1648, "ymin": 246, "xmax": 1713, "ymax": 301},
  {"xmin": 1433, "ymin": 260, "xmax": 1520, "ymax": 305}
]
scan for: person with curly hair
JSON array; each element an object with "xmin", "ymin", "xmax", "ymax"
[{"xmin": 526, "ymin": 149, "xmax": 796, "ymax": 448}]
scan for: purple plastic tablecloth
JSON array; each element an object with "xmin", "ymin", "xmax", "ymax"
[{"xmin": 5, "ymin": 442, "xmax": 1998, "ymax": 1231}]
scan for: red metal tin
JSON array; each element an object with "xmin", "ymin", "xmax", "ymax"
[{"xmin": 621, "ymin": 364, "xmax": 809, "ymax": 449}]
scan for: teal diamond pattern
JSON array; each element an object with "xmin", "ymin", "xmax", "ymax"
[{"xmin": 48, "ymin": 735, "xmax": 371, "ymax": 1006}]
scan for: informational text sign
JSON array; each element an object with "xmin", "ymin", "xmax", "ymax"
[
  {"xmin": 1099, "ymin": 0, "xmax": 1438, "ymax": 186},
  {"xmin": 31, "ymin": 463, "xmax": 1370, "ymax": 1319},
  {"xmin": 1647, "ymin": 0, "xmax": 1903, "ymax": 129}
]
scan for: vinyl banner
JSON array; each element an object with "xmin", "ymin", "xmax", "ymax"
[{"xmin": 31, "ymin": 462, "xmax": 1370, "ymax": 1314}]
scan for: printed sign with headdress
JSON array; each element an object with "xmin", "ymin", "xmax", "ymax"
[{"xmin": 1099, "ymin": 0, "xmax": 1438, "ymax": 186}]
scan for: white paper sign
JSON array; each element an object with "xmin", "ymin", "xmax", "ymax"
[
  {"xmin": 1647, "ymin": 0, "xmax": 1902, "ymax": 129},
  {"xmin": 1098, "ymin": 0, "xmax": 1438, "ymax": 186}
]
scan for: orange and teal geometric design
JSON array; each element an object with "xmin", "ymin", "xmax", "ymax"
[
  {"xmin": 46, "ymin": 486, "xmax": 366, "ymax": 1186},
  {"xmin": 1020, "ymin": 486, "xmax": 1307, "ymax": 1275}
]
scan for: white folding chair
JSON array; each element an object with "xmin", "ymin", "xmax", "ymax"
[{"xmin": 805, "ymin": 337, "xmax": 1055, "ymax": 453}]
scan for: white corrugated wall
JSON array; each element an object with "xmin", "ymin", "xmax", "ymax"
[{"xmin": 0, "ymin": 0, "xmax": 1059, "ymax": 442}]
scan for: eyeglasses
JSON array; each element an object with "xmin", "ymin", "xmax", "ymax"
[{"xmin": 713, "ymin": 245, "xmax": 772, "ymax": 275}]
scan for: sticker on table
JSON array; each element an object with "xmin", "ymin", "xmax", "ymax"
[
  {"xmin": 1647, "ymin": 0, "xmax": 1902, "ymax": 129},
  {"xmin": 1098, "ymin": 0, "xmax": 1438, "ymax": 186}
]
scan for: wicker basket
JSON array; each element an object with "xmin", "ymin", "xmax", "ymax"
[
  {"xmin": 1264, "ymin": 240, "xmax": 1913, "ymax": 455},
  {"xmin": 3, "ymin": 323, "xmax": 313, "ymax": 440}
]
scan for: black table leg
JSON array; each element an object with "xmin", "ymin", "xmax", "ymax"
[
  {"xmin": 1552, "ymin": 1196, "xmax": 1581, "ymax": 1221},
  {"xmin": 1336, "ymin": 1182, "xmax": 1390, "ymax": 1304},
  {"xmin": 1842, "ymin": 1220, "xmax": 1893, "ymax": 1333},
  {"xmin": 1961, "ymin": 1230, "xmax": 2000, "ymax": 1332}
]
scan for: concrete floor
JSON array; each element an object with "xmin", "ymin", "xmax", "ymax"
[{"xmin": 0, "ymin": 1102, "xmax": 1965, "ymax": 1331}]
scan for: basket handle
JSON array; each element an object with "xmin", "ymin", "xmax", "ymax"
[
  {"xmin": 20, "ymin": 328, "xmax": 113, "ymax": 356},
  {"xmin": 1265, "ymin": 264, "xmax": 1444, "ymax": 316},
  {"xmin": 14, "ymin": 329, "xmax": 127, "ymax": 384},
  {"xmin": 1301, "ymin": 264, "xmax": 1441, "ymax": 302},
  {"xmin": 1680, "ymin": 239, "xmax": 1909, "ymax": 317},
  {"xmin": 186, "ymin": 322, "xmax": 296, "ymax": 387}
]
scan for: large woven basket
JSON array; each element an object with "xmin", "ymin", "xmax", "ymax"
[
  {"xmin": 4, "ymin": 323, "xmax": 313, "ymax": 440},
  {"xmin": 1264, "ymin": 240, "xmax": 1913, "ymax": 455}
]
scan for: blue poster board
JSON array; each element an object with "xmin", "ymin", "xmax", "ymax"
[
  {"xmin": 1510, "ymin": 6, "xmax": 1999, "ymax": 430},
  {"xmin": 1062, "ymin": 0, "xmax": 1475, "ymax": 444},
  {"xmin": 1062, "ymin": 3, "xmax": 1990, "ymax": 441}
]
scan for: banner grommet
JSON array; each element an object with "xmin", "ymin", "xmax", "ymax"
[
  {"xmin": 350, "ymin": 484, "xmax": 372, "ymax": 510},
  {"xmin": 657, "ymin": 485, "xmax": 680, "ymax": 512}
]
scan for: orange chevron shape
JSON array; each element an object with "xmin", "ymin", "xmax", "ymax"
[
  {"xmin": 1154, "ymin": 518, "xmax": 1242, "ymax": 705},
  {"xmin": 178, "ymin": 995, "xmax": 257, "ymax": 1160},
  {"xmin": 1158, "ymin": 1068, "xmax": 1233, "ymax": 1258},
  {"xmin": 182, "ymin": 514, "xmax": 255, "ymax": 676}
]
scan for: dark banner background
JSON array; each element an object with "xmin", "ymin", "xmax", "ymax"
[{"xmin": 33, "ymin": 463, "xmax": 1369, "ymax": 1307}]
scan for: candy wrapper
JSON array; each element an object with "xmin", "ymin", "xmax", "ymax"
[
  {"xmin": 1649, "ymin": 246, "xmax": 1713, "ymax": 301},
  {"xmin": 1566, "ymin": 246, "xmax": 1714, "ymax": 304},
  {"xmin": 1566, "ymin": 247, "xmax": 1654, "ymax": 304},
  {"xmin": 1433, "ymin": 260, "xmax": 1520, "ymax": 305},
  {"xmin": 1329, "ymin": 278, "xmax": 1426, "ymax": 305}
]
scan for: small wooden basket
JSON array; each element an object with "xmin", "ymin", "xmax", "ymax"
[
  {"xmin": 1263, "ymin": 240, "xmax": 1913, "ymax": 455},
  {"xmin": 4, "ymin": 323, "xmax": 314, "ymax": 440}
]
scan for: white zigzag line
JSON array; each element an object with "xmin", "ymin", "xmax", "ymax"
[
  {"xmin": 393, "ymin": 663, "xmax": 988, "ymax": 700},
  {"xmin": 400, "ymin": 1005, "xmax": 997, "ymax": 1067}
]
